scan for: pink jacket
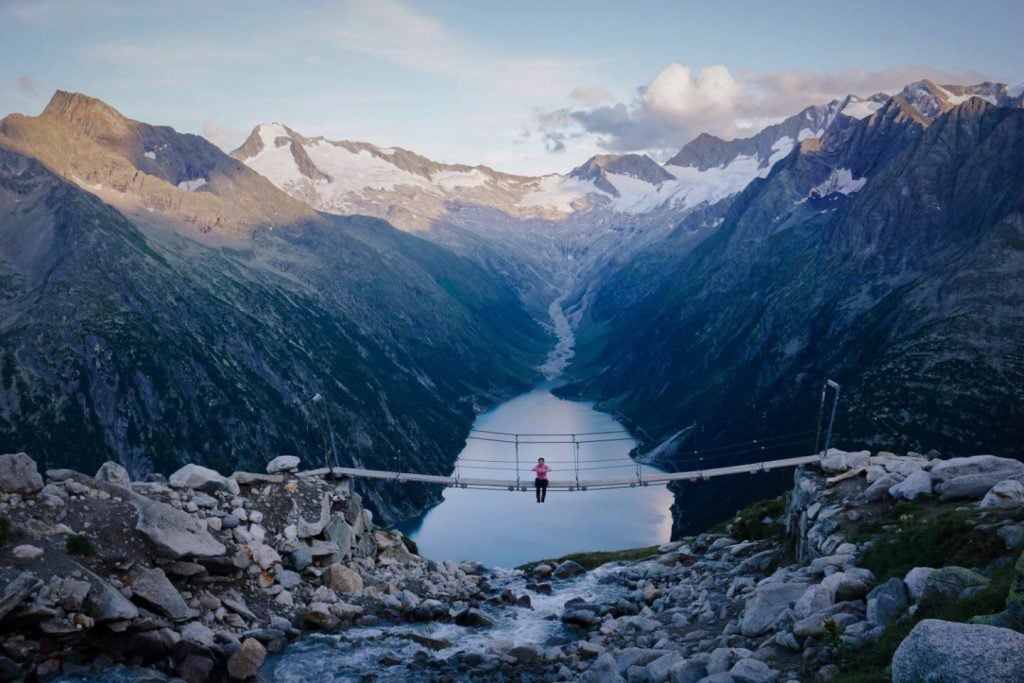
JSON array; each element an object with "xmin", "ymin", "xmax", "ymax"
[{"xmin": 532, "ymin": 463, "xmax": 550, "ymax": 480}]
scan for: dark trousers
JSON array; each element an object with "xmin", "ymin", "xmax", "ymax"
[{"xmin": 535, "ymin": 478, "xmax": 548, "ymax": 501}]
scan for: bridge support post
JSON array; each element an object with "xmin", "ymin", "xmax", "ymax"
[
  {"xmin": 515, "ymin": 434, "xmax": 520, "ymax": 490},
  {"xmin": 821, "ymin": 380, "xmax": 841, "ymax": 457},
  {"xmin": 573, "ymin": 435, "xmax": 580, "ymax": 489}
]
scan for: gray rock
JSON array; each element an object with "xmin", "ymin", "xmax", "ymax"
[
  {"xmin": 227, "ymin": 637, "xmax": 266, "ymax": 680},
  {"xmin": 95, "ymin": 461, "xmax": 130, "ymax": 486},
  {"xmin": 297, "ymin": 494, "xmax": 332, "ymax": 539},
  {"xmin": 553, "ymin": 559, "xmax": 586, "ymax": 579},
  {"xmin": 266, "ymin": 455, "xmax": 300, "ymax": 474},
  {"xmin": 134, "ymin": 498, "xmax": 227, "ymax": 559},
  {"xmin": 169, "ymin": 464, "xmax": 233, "ymax": 493},
  {"xmin": 12, "ymin": 545, "xmax": 43, "ymax": 560},
  {"xmin": 903, "ymin": 567, "xmax": 935, "ymax": 603},
  {"xmin": 181, "ymin": 621, "xmax": 216, "ymax": 647},
  {"xmin": 129, "ymin": 565, "xmax": 189, "ymax": 621},
  {"xmin": 287, "ymin": 547, "xmax": 313, "ymax": 571},
  {"xmin": 730, "ymin": 658, "xmax": 777, "ymax": 683},
  {"xmin": 888, "ymin": 471, "xmax": 933, "ymax": 501},
  {"xmin": 930, "ymin": 455, "xmax": 1024, "ymax": 481},
  {"xmin": 83, "ymin": 572, "xmax": 139, "ymax": 622},
  {"xmin": 864, "ymin": 473, "xmax": 903, "ymax": 501},
  {"xmin": 509, "ymin": 643, "xmax": 544, "ymax": 664},
  {"xmin": 997, "ymin": 524, "xmax": 1024, "ymax": 550},
  {"xmin": 794, "ymin": 585, "xmax": 834, "ymax": 619},
  {"xmin": 275, "ymin": 569, "xmax": 302, "ymax": 590},
  {"xmin": 454, "ymin": 608, "xmax": 494, "ymax": 627},
  {"xmin": 646, "ymin": 652, "xmax": 685, "ymax": 683},
  {"xmin": 891, "ymin": 619, "xmax": 1024, "ymax": 682},
  {"xmin": 740, "ymin": 583, "xmax": 809, "ymax": 636},
  {"xmin": 581, "ymin": 652, "xmax": 627, "ymax": 683},
  {"xmin": 58, "ymin": 578, "xmax": 92, "ymax": 611},
  {"xmin": 867, "ymin": 578, "xmax": 908, "ymax": 627},
  {"xmin": 327, "ymin": 564, "xmax": 363, "ymax": 594},
  {"xmin": 979, "ymin": 479, "xmax": 1024, "ymax": 509},
  {"xmin": 0, "ymin": 452, "xmax": 43, "ymax": 493},
  {"xmin": 668, "ymin": 660, "xmax": 707, "ymax": 683},
  {"xmin": 922, "ymin": 566, "xmax": 988, "ymax": 601},
  {"xmin": 0, "ymin": 572, "xmax": 42, "ymax": 623},
  {"xmin": 820, "ymin": 449, "xmax": 870, "ymax": 474}
]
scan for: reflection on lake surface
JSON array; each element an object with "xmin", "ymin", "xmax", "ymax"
[{"xmin": 399, "ymin": 387, "xmax": 674, "ymax": 567}]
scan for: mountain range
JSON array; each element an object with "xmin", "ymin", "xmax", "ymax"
[{"xmin": 1, "ymin": 79, "xmax": 1021, "ymax": 532}]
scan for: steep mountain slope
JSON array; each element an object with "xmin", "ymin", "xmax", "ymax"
[
  {"xmin": 562, "ymin": 94, "xmax": 1024, "ymax": 533},
  {"xmin": 0, "ymin": 95, "xmax": 549, "ymax": 521}
]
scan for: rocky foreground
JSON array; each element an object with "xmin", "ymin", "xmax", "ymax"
[{"xmin": 1, "ymin": 449, "xmax": 1023, "ymax": 682}]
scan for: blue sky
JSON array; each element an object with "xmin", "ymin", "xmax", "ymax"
[{"xmin": 1, "ymin": 0, "xmax": 1021, "ymax": 174}]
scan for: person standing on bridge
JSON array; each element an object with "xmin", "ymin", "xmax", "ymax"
[{"xmin": 532, "ymin": 457, "xmax": 550, "ymax": 503}]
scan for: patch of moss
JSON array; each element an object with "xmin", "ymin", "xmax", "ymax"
[
  {"xmin": 856, "ymin": 503, "xmax": 1004, "ymax": 581},
  {"xmin": 401, "ymin": 534, "xmax": 419, "ymax": 555},
  {"xmin": 517, "ymin": 545, "xmax": 660, "ymax": 572},
  {"xmin": 65, "ymin": 534, "xmax": 95, "ymax": 556},
  {"xmin": 726, "ymin": 495, "xmax": 789, "ymax": 541}
]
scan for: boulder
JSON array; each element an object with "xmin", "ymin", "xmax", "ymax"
[
  {"xmin": 266, "ymin": 455, "xmax": 300, "ymax": 474},
  {"xmin": 0, "ymin": 572, "xmax": 42, "ymax": 623},
  {"xmin": 930, "ymin": 455, "xmax": 1024, "ymax": 481},
  {"xmin": 730, "ymin": 658, "xmax": 777, "ymax": 683},
  {"xmin": 58, "ymin": 578, "xmax": 91, "ymax": 612},
  {"xmin": 553, "ymin": 560, "xmax": 586, "ymax": 579},
  {"xmin": 979, "ymin": 480, "xmax": 1024, "ymax": 509},
  {"xmin": 169, "ymin": 464, "xmax": 234, "ymax": 494},
  {"xmin": 922, "ymin": 566, "xmax": 988, "ymax": 601},
  {"xmin": 579, "ymin": 653, "xmax": 626, "ymax": 683},
  {"xmin": 12, "ymin": 545, "xmax": 43, "ymax": 561},
  {"xmin": 892, "ymin": 619, "xmax": 1024, "ymax": 682},
  {"xmin": 181, "ymin": 621, "xmax": 216, "ymax": 647},
  {"xmin": 0, "ymin": 453, "xmax": 43, "ymax": 493},
  {"xmin": 646, "ymin": 652, "xmax": 685, "ymax": 683},
  {"xmin": 997, "ymin": 524, "xmax": 1024, "ymax": 550},
  {"xmin": 304, "ymin": 602, "xmax": 338, "ymax": 630},
  {"xmin": 453, "ymin": 608, "xmax": 494, "ymax": 627},
  {"xmin": 227, "ymin": 638, "xmax": 266, "ymax": 680},
  {"xmin": 820, "ymin": 449, "xmax": 870, "ymax": 474},
  {"xmin": 863, "ymin": 473, "xmax": 903, "ymax": 501},
  {"xmin": 82, "ymin": 573, "xmax": 139, "ymax": 622},
  {"xmin": 888, "ymin": 471, "xmax": 933, "ymax": 501},
  {"xmin": 134, "ymin": 498, "xmax": 227, "ymax": 559},
  {"xmin": 740, "ymin": 582, "xmax": 809, "ymax": 636},
  {"xmin": 94, "ymin": 461, "xmax": 130, "ymax": 486},
  {"xmin": 866, "ymin": 578, "xmax": 908, "ymax": 627},
  {"xmin": 902, "ymin": 567, "xmax": 935, "ymax": 603},
  {"xmin": 129, "ymin": 566, "xmax": 190, "ymax": 621},
  {"xmin": 327, "ymin": 564, "xmax": 363, "ymax": 594}
]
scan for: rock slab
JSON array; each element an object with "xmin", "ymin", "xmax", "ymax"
[{"xmin": 892, "ymin": 619, "xmax": 1024, "ymax": 682}]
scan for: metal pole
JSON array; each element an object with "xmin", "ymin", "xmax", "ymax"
[
  {"xmin": 814, "ymin": 381, "xmax": 828, "ymax": 455},
  {"xmin": 823, "ymin": 380, "xmax": 841, "ymax": 458},
  {"xmin": 515, "ymin": 434, "xmax": 520, "ymax": 490},
  {"xmin": 573, "ymin": 435, "xmax": 579, "ymax": 489}
]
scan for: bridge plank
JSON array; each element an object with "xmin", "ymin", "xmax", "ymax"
[{"xmin": 322, "ymin": 454, "xmax": 820, "ymax": 490}]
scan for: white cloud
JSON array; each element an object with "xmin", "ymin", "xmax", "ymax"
[
  {"xmin": 201, "ymin": 121, "xmax": 245, "ymax": 150},
  {"xmin": 329, "ymin": 0, "xmax": 602, "ymax": 98},
  {"xmin": 538, "ymin": 63, "xmax": 994, "ymax": 157},
  {"xmin": 570, "ymin": 86, "xmax": 615, "ymax": 105}
]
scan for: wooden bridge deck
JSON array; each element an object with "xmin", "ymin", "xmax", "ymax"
[{"xmin": 305, "ymin": 454, "xmax": 820, "ymax": 490}]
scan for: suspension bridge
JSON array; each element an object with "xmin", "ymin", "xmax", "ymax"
[{"xmin": 302, "ymin": 380, "xmax": 844, "ymax": 493}]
